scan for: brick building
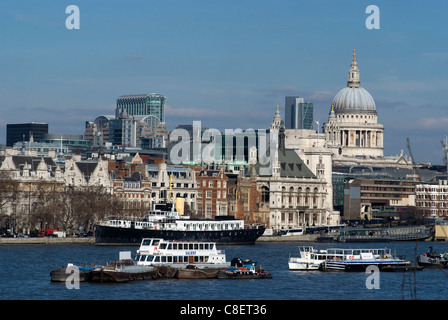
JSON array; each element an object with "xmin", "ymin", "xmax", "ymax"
[
  {"xmin": 195, "ymin": 168, "xmax": 228, "ymax": 219},
  {"xmin": 416, "ymin": 180, "xmax": 448, "ymax": 217}
]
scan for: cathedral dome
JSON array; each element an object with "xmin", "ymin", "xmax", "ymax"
[
  {"xmin": 331, "ymin": 49, "xmax": 376, "ymax": 114},
  {"xmin": 332, "ymin": 86, "xmax": 376, "ymax": 114}
]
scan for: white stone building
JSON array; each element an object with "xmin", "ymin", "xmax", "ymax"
[
  {"xmin": 323, "ymin": 50, "xmax": 411, "ymax": 168},
  {"xmin": 251, "ymin": 108, "xmax": 340, "ymax": 232}
]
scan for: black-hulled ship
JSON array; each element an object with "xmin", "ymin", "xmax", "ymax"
[{"xmin": 94, "ymin": 203, "xmax": 266, "ymax": 245}]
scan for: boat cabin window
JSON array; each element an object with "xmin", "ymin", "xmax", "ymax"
[
  {"xmin": 152, "ymin": 240, "xmax": 160, "ymax": 247},
  {"xmin": 172, "ymin": 243, "xmax": 177, "ymax": 250},
  {"xmin": 137, "ymin": 254, "xmax": 154, "ymax": 262},
  {"xmin": 142, "ymin": 239, "xmax": 152, "ymax": 246},
  {"xmin": 161, "ymin": 256, "xmax": 174, "ymax": 263},
  {"xmin": 160, "ymin": 243, "xmax": 167, "ymax": 250}
]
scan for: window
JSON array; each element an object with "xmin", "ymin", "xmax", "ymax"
[
  {"xmin": 206, "ymin": 204, "xmax": 212, "ymax": 218},
  {"xmin": 209, "ymin": 181, "xmax": 214, "ymax": 188},
  {"xmin": 206, "ymin": 190, "xmax": 212, "ymax": 198}
]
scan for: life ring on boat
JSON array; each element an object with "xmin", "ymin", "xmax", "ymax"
[
  {"xmin": 305, "ymin": 252, "xmax": 309, "ymax": 257},
  {"xmin": 349, "ymin": 256, "xmax": 354, "ymax": 260}
]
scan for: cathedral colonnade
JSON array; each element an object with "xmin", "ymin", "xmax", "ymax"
[{"xmin": 330, "ymin": 129, "xmax": 383, "ymax": 148}]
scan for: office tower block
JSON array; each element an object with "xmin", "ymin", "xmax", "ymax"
[
  {"xmin": 285, "ymin": 97, "xmax": 314, "ymax": 130},
  {"xmin": 116, "ymin": 94, "xmax": 166, "ymax": 123}
]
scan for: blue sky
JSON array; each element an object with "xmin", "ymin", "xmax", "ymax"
[{"xmin": 1, "ymin": 1, "xmax": 447, "ymax": 164}]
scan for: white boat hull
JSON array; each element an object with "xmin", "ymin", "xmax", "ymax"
[{"xmin": 288, "ymin": 258, "xmax": 323, "ymax": 270}]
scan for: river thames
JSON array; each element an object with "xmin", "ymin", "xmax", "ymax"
[{"xmin": 1, "ymin": 240, "xmax": 447, "ymax": 301}]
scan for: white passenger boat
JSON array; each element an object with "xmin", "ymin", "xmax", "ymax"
[
  {"xmin": 135, "ymin": 238, "xmax": 231, "ymax": 269},
  {"xmin": 288, "ymin": 246, "xmax": 344, "ymax": 271},
  {"xmin": 321, "ymin": 247, "xmax": 411, "ymax": 272}
]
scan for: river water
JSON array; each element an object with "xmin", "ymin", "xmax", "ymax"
[{"xmin": 1, "ymin": 240, "xmax": 447, "ymax": 301}]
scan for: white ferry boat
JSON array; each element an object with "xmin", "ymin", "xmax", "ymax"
[
  {"xmin": 135, "ymin": 238, "xmax": 231, "ymax": 269},
  {"xmin": 95, "ymin": 203, "xmax": 266, "ymax": 245},
  {"xmin": 321, "ymin": 247, "xmax": 411, "ymax": 272},
  {"xmin": 288, "ymin": 246, "xmax": 344, "ymax": 271}
]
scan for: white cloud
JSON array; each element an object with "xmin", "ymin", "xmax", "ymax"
[{"xmin": 417, "ymin": 117, "xmax": 448, "ymax": 129}]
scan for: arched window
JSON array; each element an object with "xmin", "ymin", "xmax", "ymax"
[{"xmin": 261, "ymin": 186, "xmax": 270, "ymax": 203}]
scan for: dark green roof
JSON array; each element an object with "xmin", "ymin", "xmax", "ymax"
[{"xmin": 255, "ymin": 148, "xmax": 316, "ymax": 179}]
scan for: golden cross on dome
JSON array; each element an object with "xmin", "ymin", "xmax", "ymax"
[{"xmin": 353, "ymin": 48, "xmax": 356, "ymax": 61}]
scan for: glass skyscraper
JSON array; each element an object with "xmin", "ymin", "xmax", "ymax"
[
  {"xmin": 116, "ymin": 94, "xmax": 166, "ymax": 123},
  {"xmin": 284, "ymin": 97, "xmax": 314, "ymax": 130},
  {"xmin": 6, "ymin": 122, "xmax": 49, "ymax": 147}
]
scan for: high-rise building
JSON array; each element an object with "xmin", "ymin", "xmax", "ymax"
[
  {"xmin": 284, "ymin": 97, "xmax": 314, "ymax": 130},
  {"xmin": 116, "ymin": 94, "xmax": 166, "ymax": 123},
  {"xmin": 6, "ymin": 122, "xmax": 49, "ymax": 147}
]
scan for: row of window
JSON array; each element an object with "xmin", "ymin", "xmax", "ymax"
[
  {"xmin": 117, "ymin": 192, "xmax": 195, "ymax": 199},
  {"xmin": 417, "ymin": 202, "xmax": 448, "ymax": 208},
  {"xmin": 120, "ymin": 182, "xmax": 193, "ymax": 189},
  {"xmin": 196, "ymin": 203, "xmax": 229, "ymax": 218},
  {"xmin": 197, "ymin": 190, "xmax": 227, "ymax": 199},
  {"xmin": 416, "ymin": 188, "xmax": 448, "ymax": 193},
  {"xmin": 416, "ymin": 194, "xmax": 448, "ymax": 200},
  {"xmin": 137, "ymin": 254, "xmax": 211, "ymax": 263},
  {"xmin": 200, "ymin": 180, "xmax": 227, "ymax": 188}
]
